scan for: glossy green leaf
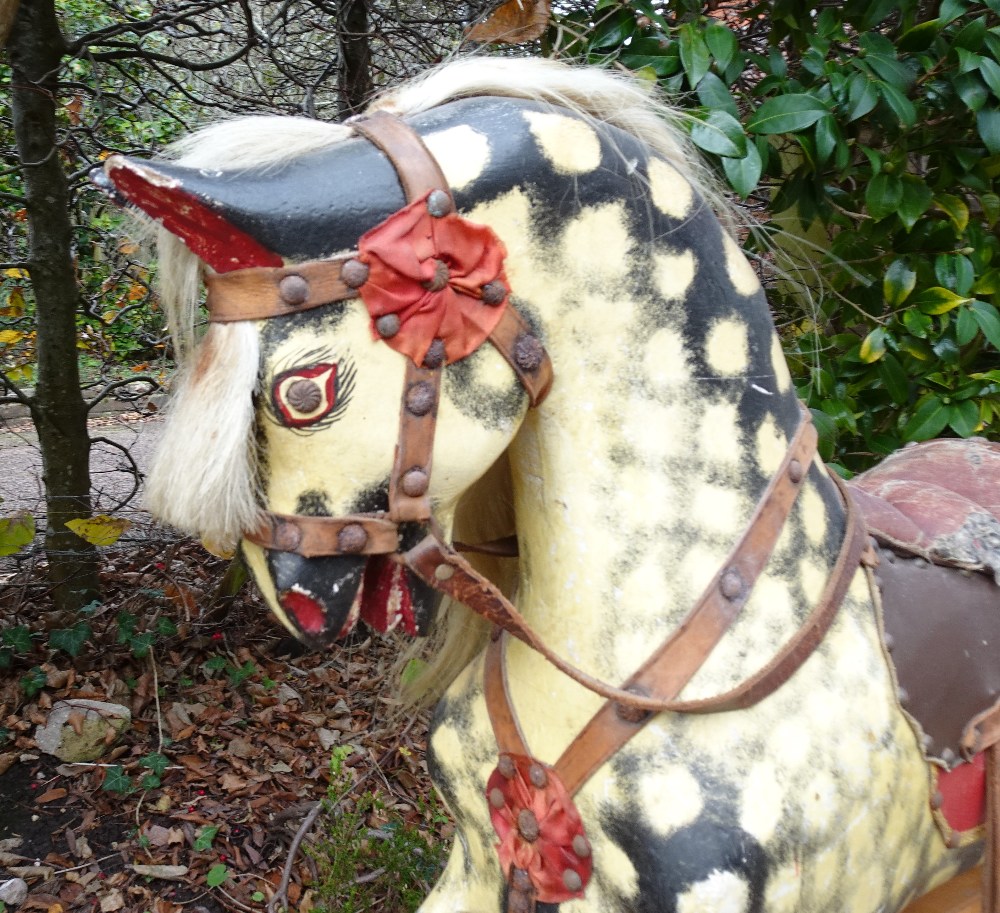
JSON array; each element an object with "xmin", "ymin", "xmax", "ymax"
[
  {"xmin": 705, "ymin": 20, "xmax": 738, "ymax": 70},
  {"xmin": 696, "ymin": 72, "xmax": 739, "ymax": 117},
  {"xmin": 814, "ymin": 115, "xmax": 840, "ymax": 165},
  {"xmin": 897, "ymin": 19, "xmax": 941, "ymax": 52},
  {"xmin": 679, "ymin": 22, "xmax": 711, "ymax": 87},
  {"xmin": 746, "ymin": 95, "xmax": 828, "ymax": 134},
  {"xmin": 883, "ymin": 259, "xmax": 916, "ymax": 306},
  {"xmin": 940, "ymin": 0, "xmax": 969, "ymax": 23},
  {"xmin": 981, "ymin": 192, "xmax": 1000, "ymax": 226},
  {"xmin": 954, "ymin": 72, "xmax": 989, "ymax": 112},
  {"xmin": 957, "ymin": 48, "xmax": 984, "ymax": 75},
  {"xmin": 877, "ymin": 82, "xmax": 917, "ymax": 127},
  {"xmin": 978, "ymin": 107, "xmax": 1000, "ymax": 154},
  {"xmin": 948, "ymin": 400, "xmax": 981, "ymax": 436},
  {"xmin": 620, "ymin": 38, "xmax": 679, "ymax": 77},
  {"xmin": 878, "ymin": 354, "xmax": 910, "ymax": 403},
  {"xmin": 903, "ymin": 397, "xmax": 951, "ymax": 441},
  {"xmin": 722, "ymin": 142, "xmax": 763, "ymax": 198},
  {"xmin": 980, "ymin": 57, "xmax": 1000, "ymax": 98},
  {"xmin": 690, "ymin": 110, "xmax": 746, "ymax": 157},
  {"xmin": 195, "ymin": 825, "xmax": 220, "ymax": 851},
  {"xmin": 102, "ymin": 765, "xmax": 133, "ymax": 794},
  {"xmin": 859, "ymin": 327, "xmax": 887, "ymax": 363},
  {"xmin": 971, "ymin": 299, "xmax": 1000, "ymax": 347},
  {"xmin": 957, "ymin": 305, "xmax": 979, "ymax": 344},
  {"xmin": 898, "ymin": 175, "xmax": 934, "ymax": 231},
  {"xmin": 846, "ymin": 72, "xmax": 879, "ymax": 122},
  {"xmin": 3, "ymin": 625, "xmax": 33, "ymax": 654},
  {"xmin": 865, "ymin": 172, "xmax": 903, "ymax": 222},
  {"xmin": 955, "ymin": 16, "xmax": 988, "ymax": 52},
  {"xmin": 911, "ymin": 286, "xmax": 973, "ymax": 314},
  {"xmin": 934, "ymin": 193, "xmax": 970, "ymax": 232}
]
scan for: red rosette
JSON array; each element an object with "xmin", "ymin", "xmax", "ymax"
[
  {"xmin": 357, "ymin": 192, "xmax": 509, "ymax": 366},
  {"xmin": 486, "ymin": 754, "xmax": 592, "ymax": 904}
]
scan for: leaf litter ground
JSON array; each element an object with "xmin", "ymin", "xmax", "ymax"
[{"xmin": 0, "ymin": 536, "xmax": 448, "ymax": 912}]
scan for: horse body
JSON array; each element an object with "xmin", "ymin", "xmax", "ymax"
[{"xmin": 97, "ymin": 59, "xmax": 979, "ymax": 912}]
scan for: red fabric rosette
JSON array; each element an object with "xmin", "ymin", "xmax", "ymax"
[
  {"xmin": 486, "ymin": 754, "xmax": 592, "ymax": 904},
  {"xmin": 357, "ymin": 192, "xmax": 510, "ymax": 365}
]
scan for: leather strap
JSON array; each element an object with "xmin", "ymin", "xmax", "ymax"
[
  {"xmin": 487, "ymin": 305, "xmax": 554, "ymax": 409},
  {"xmin": 484, "ymin": 633, "xmax": 531, "ymax": 759},
  {"xmin": 350, "ymin": 110, "xmax": 449, "ymax": 202},
  {"xmin": 987, "ymin": 745, "xmax": 1000, "ymax": 913},
  {"xmin": 246, "ymin": 512, "xmax": 400, "ymax": 557},
  {"xmin": 552, "ymin": 470, "xmax": 869, "ymax": 795},
  {"xmin": 204, "ymin": 256, "xmax": 358, "ymax": 322},
  {"xmin": 389, "ymin": 362, "xmax": 442, "ymax": 523},
  {"xmin": 406, "ymin": 405, "xmax": 817, "ymax": 711}
]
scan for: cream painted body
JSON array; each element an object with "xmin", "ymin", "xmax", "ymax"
[{"xmin": 126, "ymin": 58, "xmax": 972, "ymax": 913}]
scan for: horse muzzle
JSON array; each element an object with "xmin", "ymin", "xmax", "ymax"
[{"xmin": 257, "ymin": 518, "xmax": 441, "ymax": 646}]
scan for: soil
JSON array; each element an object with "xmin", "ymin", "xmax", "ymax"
[{"xmin": 0, "ymin": 536, "xmax": 441, "ymax": 913}]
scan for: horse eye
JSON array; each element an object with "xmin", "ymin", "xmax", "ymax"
[{"xmin": 272, "ymin": 362, "xmax": 338, "ymax": 427}]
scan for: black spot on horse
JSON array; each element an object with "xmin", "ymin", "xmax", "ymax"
[
  {"xmin": 602, "ymin": 813, "xmax": 769, "ymax": 913},
  {"xmin": 295, "ymin": 490, "xmax": 332, "ymax": 516}
]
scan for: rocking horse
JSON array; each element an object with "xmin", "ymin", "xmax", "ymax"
[{"xmin": 94, "ymin": 57, "xmax": 1000, "ymax": 913}]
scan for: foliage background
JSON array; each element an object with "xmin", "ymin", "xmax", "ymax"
[{"xmin": 541, "ymin": 0, "xmax": 1000, "ymax": 472}]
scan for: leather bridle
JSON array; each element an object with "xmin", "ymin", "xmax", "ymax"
[{"xmin": 200, "ymin": 108, "xmax": 874, "ymax": 911}]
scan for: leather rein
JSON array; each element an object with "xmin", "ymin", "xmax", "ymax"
[{"xmin": 202, "ymin": 109, "xmax": 871, "ymax": 717}]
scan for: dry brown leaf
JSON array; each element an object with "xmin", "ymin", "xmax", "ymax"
[
  {"xmin": 468, "ymin": 0, "xmax": 550, "ymax": 43},
  {"xmin": 220, "ymin": 772, "xmax": 246, "ymax": 792},
  {"xmin": 36, "ymin": 787, "xmax": 68, "ymax": 804},
  {"xmin": 0, "ymin": 751, "xmax": 18, "ymax": 776}
]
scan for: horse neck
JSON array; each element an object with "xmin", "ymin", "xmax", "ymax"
[{"xmin": 504, "ymin": 240, "xmax": 847, "ymax": 691}]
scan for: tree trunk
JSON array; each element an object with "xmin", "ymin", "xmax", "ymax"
[
  {"xmin": 8, "ymin": 0, "xmax": 100, "ymax": 611},
  {"xmin": 338, "ymin": 0, "xmax": 373, "ymax": 118}
]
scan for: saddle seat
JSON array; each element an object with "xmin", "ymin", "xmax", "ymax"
[{"xmin": 847, "ymin": 437, "xmax": 1000, "ymax": 913}]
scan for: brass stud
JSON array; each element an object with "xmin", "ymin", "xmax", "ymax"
[
  {"xmin": 947, "ymin": 832, "xmax": 962, "ymax": 849},
  {"xmin": 562, "ymin": 869, "xmax": 583, "ymax": 893},
  {"xmin": 497, "ymin": 755, "xmax": 516, "ymax": 779},
  {"xmin": 931, "ymin": 790, "xmax": 944, "ymax": 810},
  {"xmin": 897, "ymin": 687, "xmax": 909, "ymax": 704},
  {"xmin": 489, "ymin": 787, "xmax": 505, "ymax": 809},
  {"xmin": 274, "ymin": 521, "xmax": 302, "ymax": 551},
  {"xmin": 720, "ymin": 568, "xmax": 744, "ymax": 601},
  {"xmin": 375, "ymin": 314, "xmax": 401, "ymax": 338},
  {"xmin": 481, "ymin": 280, "xmax": 507, "ymax": 306},
  {"xmin": 337, "ymin": 523, "xmax": 368, "ymax": 555},
  {"xmin": 883, "ymin": 633, "xmax": 895, "ymax": 652},
  {"xmin": 528, "ymin": 764, "xmax": 548, "ymax": 789},
  {"xmin": 921, "ymin": 733, "xmax": 934, "ymax": 751},
  {"xmin": 426, "ymin": 190, "xmax": 453, "ymax": 218},
  {"xmin": 434, "ymin": 563, "xmax": 455, "ymax": 581},
  {"xmin": 572, "ymin": 834, "xmax": 591, "ymax": 858},
  {"xmin": 401, "ymin": 468, "xmax": 429, "ymax": 498},
  {"xmin": 788, "ymin": 458, "xmax": 804, "ymax": 483},
  {"xmin": 285, "ymin": 378, "xmax": 322, "ymax": 413},
  {"xmin": 341, "ymin": 258, "xmax": 370, "ymax": 289},
  {"xmin": 423, "ymin": 338, "xmax": 446, "ymax": 369},
  {"xmin": 278, "ymin": 274, "xmax": 309, "ymax": 306},
  {"xmin": 405, "ymin": 380, "xmax": 435, "ymax": 416},
  {"xmin": 941, "ymin": 747, "xmax": 956, "ymax": 767},
  {"xmin": 614, "ymin": 701, "xmax": 650, "ymax": 724},
  {"xmin": 517, "ymin": 809, "xmax": 539, "ymax": 842},
  {"xmin": 513, "ymin": 333, "xmax": 544, "ymax": 372},
  {"xmin": 422, "ymin": 259, "xmax": 450, "ymax": 292}
]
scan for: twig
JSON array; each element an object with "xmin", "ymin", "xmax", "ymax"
[
  {"xmin": 49, "ymin": 852, "xmax": 120, "ymax": 875},
  {"xmin": 354, "ymin": 867, "xmax": 386, "ymax": 885},
  {"xmin": 267, "ymin": 800, "xmax": 324, "ymax": 913}
]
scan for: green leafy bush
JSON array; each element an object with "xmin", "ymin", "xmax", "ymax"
[{"xmin": 548, "ymin": 0, "xmax": 1000, "ymax": 471}]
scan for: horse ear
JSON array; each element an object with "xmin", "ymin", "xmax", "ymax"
[{"xmin": 96, "ymin": 156, "xmax": 283, "ymax": 273}]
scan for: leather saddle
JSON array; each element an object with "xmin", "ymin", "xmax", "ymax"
[{"xmin": 847, "ymin": 437, "xmax": 1000, "ymax": 910}]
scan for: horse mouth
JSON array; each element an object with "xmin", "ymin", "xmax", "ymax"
[{"xmin": 267, "ymin": 550, "xmax": 438, "ymax": 646}]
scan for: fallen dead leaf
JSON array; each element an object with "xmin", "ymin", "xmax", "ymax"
[
  {"xmin": 36, "ymin": 787, "xmax": 68, "ymax": 804},
  {"xmin": 99, "ymin": 888, "xmax": 125, "ymax": 911},
  {"xmin": 131, "ymin": 864, "xmax": 189, "ymax": 880},
  {"xmin": 0, "ymin": 752, "xmax": 18, "ymax": 776}
]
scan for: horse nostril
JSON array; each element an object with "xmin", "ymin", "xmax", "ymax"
[{"xmin": 279, "ymin": 588, "xmax": 326, "ymax": 634}]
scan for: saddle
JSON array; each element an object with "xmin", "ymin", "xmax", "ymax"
[{"xmin": 847, "ymin": 438, "xmax": 1000, "ymax": 911}]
